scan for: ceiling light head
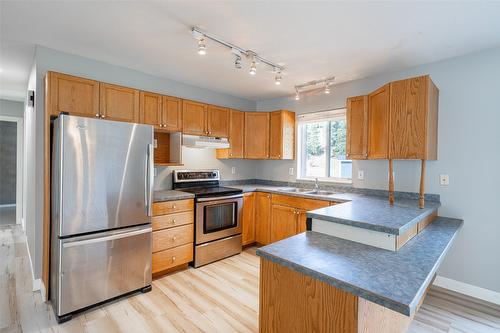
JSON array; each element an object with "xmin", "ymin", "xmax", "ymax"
[
  {"xmin": 274, "ymin": 69, "xmax": 282, "ymax": 85},
  {"xmin": 197, "ymin": 37, "xmax": 206, "ymax": 55},
  {"xmin": 294, "ymin": 88, "xmax": 300, "ymax": 101},
  {"xmin": 234, "ymin": 55, "xmax": 242, "ymax": 69},
  {"xmin": 249, "ymin": 61, "xmax": 257, "ymax": 75},
  {"xmin": 324, "ymin": 81, "xmax": 332, "ymax": 94}
]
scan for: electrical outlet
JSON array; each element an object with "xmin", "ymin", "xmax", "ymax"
[
  {"xmin": 357, "ymin": 170, "xmax": 364, "ymax": 180},
  {"xmin": 439, "ymin": 174, "xmax": 449, "ymax": 186},
  {"xmin": 231, "ymin": 167, "xmax": 236, "ymax": 175},
  {"xmin": 288, "ymin": 168, "xmax": 294, "ymax": 176}
]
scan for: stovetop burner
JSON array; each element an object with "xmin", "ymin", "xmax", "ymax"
[{"xmin": 172, "ymin": 169, "xmax": 242, "ymax": 198}]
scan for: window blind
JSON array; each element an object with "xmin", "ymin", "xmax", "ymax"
[{"xmin": 297, "ymin": 108, "xmax": 346, "ymax": 123}]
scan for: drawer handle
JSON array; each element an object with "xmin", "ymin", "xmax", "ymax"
[
  {"xmin": 172, "ymin": 236, "xmax": 177, "ymax": 241},
  {"xmin": 171, "ymin": 219, "xmax": 176, "ymax": 224},
  {"xmin": 172, "ymin": 204, "xmax": 176, "ymax": 209},
  {"xmin": 172, "ymin": 256, "xmax": 176, "ymax": 262}
]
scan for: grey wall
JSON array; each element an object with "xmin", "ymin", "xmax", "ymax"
[
  {"xmin": 0, "ymin": 121, "xmax": 17, "ymax": 205},
  {"xmin": 27, "ymin": 46, "xmax": 258, "ymax": 280},
  {"xmin": 0, "ymin": 99, "xmax": 24, "ymax": 117},
  {"xmin": 257, "ymin": 46, "xmax": 500, "ymax": 293}
]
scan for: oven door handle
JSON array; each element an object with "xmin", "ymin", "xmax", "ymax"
[{"xmin": 196, "ymin": 194, "xmax": 243, "ymax": 202}]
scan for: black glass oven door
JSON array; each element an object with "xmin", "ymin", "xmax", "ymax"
[{"xmin": 203, "ymin": 202, "xmax": 236, "ymax": 233}]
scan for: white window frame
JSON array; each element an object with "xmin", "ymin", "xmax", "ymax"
[{"xmin": 296, "ymin": 108, "xmax": 352, "ymax": 184}]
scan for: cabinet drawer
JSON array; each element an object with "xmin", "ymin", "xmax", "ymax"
[
  {"xmin": 152, "ymin": 243, "xmax": 193, "ymax": 274},
  {"xmin": 152, "ymin": 211, "xmax": 193, "ymax": 231},
  {"xmin": 271, "ymin": 194, "xmax": 330, "ymax": 211},
  {"xmin": 153, "ymin": 199, "xmax": 194, "ymax": 216},
  {"xmin": 153, "ymin": 224, "xmax": 194, "ymax": 253}
]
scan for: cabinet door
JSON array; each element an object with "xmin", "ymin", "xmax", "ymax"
[
  {"xmin": 244, "ymin": 112, "xmax": 270, "ymax": 159},
  {"xmin": 269, "ymin": 110, "xmax": 295, "ymax": 160},
  {"xmin": 217, "ymin": 109, "xmax": 244, "ymax": 159},
  {"xmin": 297, "ymin": 210, "xmax": 308, "ymax": 234},
  {"xmin": 100, "ymin": 83, "xmax": 139, "ymax": 123},
  {"xmin": 389, "ymin": 76, "xmax": 426, "ymax": 159},
  {"xmin": 242, "ymin": 193, "xmax": 255, "ymax": 246},
  {"xmin": 182, "ymin": 100, "xmax": 207, "ymax": 135},
  {"xmin": 346, "ymin": 96, "xmax": 368, "ymax": 159},
  {"xmin": 271, "ymin": 204, "xmax": 298, "ymax": 243},
  {"xmin": 163, "ymin": 96, "xmax": 182, "ymax": 131},
  {"xmin": 207, "ymin": 105, "xmax": 229, "ymax": 138},
  {"xmin": 47, "ymin": 72, "xmax": 99, "ymax": 118},
  {"xmin": 255, "ymin": 192, "xmax": 271, "ymax": 245},
  {"xmin": 139, "ymin": 91, "xmax": 162, "ymax": 128},
  {"xmin": 368, "ymin": 84, "xmax": 390, "ymax": 159}
]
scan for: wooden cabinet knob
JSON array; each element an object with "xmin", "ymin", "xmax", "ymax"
[
  {"xmin": 172, "ymin": 236, "xmax": 177, "ymax": 241},
  {"xmin": 172, "ymin": 256, "xmax": 176, "ymax": 262},
  {"xmin": 95, "ymin": 113, "xmax": 100, "ymax": 117},
  {"xmin": 229, "ymin": 153, "xmax": 232, "ymax": 157},
  {"xmin": 171, "ymin": 219, "xmax": 176, "ymax": 224},
  {"xmin": 172, "ymin": 205, "xmax": 176, "ymax": 209},
  {"xmin": 101, "ymin": 115, "xmax": 106, "ymax": 118}
]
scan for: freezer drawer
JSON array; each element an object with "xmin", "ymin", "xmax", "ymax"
[{"xmin": 56, "ymin": 226, "xmax": 152, "ymax": 316}]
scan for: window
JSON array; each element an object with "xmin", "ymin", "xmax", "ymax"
[{"xmin": 297, "ymin": 109, "xmax": 352, "ymax": 181}]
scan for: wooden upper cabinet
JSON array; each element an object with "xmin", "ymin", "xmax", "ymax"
[
  {"xmin": 270, "ymin": 204, "xmax": 298, "ymax": 243},
  {"xmin": 216, "ymin": 109, "xmax": 244, "ymax": 159},
  {"xmin": 140, "ymin": 91, "xmax": 162, "ymax": 128},
  {"xmin": 255, "ymin": 192, "xmax": 271, "ymax": 245},
  {"xmin": 269, "ymin": 110, "xmax": 295, "ymax": 160},
  {"xmin": 368, "ymin": 84, "xmax": 390, "ymax": 159},
  {"xmin": 162, "ymin": 96, "xmax": 182, "ymax": 132},
  {"xmin": 182, "ymin": 100, "xmax": 207, "ymax": 136},
  {"xmin": 47, "ymin": 71, "xmax": 99, "ymax": 118},
  {"xmin": 100, "ymin": 83, "xmax": 139, "ymax": 123},
  {"xmin": 207, "ymin": 105, "xmax": 229, "ymax": 138},
  {"xmin": 389, "ymin": 75, "xmax": 438, "ymax": 160},
  {"xmin": 244, "ymin": 112, "xmax": 270, "ymax": 159},
  {"xmin": 346, "ymin": 96, "xmax": 368, "ymax": 160},
  {"xmin": 242, "ymin": 192, "xmax": 256, "ymax": 246}
]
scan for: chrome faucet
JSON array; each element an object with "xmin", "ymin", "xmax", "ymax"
[{"xmin": 315, "ymin": 178, "xmax": 319, "ymax": 190}]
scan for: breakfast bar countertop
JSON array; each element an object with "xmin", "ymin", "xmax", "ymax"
[{"xmin": 256, "ymin": 216, "xmax": 463, "ymax": 316}]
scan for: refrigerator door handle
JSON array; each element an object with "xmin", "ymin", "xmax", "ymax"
[
  {"xmin": 62, "ymin": 227, "xmax": 152, "ymax": 248},
  {"xmin": 147, "ymin": 143, "xmax": 154, "ymax": 217}
]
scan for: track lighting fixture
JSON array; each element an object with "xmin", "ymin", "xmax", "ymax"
[
  {"xmin": 294, "ymin": 76, "xmax": 335, "ymax": 100},
  {"xmin": 197, "ymin": 37, "xmax": 206, "ymax": 55},
  {"xmin": 191, "ymin": 27, "xmax": 284, "ymax": 84}
]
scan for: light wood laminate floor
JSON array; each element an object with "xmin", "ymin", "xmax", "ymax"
[{"xmin": 1, "ymin": 224, "xmax": 499, "ymax": 333}]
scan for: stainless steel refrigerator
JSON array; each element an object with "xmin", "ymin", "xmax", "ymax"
[{"xmin": 50, "ymin": 114, "xmax": 154, "ymax": 323}]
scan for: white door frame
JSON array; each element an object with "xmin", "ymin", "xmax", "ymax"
[{"xmin": 0, "ymin": 115, "xmax": 24, "ymax": 226}]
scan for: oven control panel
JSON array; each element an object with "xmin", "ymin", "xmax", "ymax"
[{"xmin": 174, "ymin": 170, "xmax": 220, "ymax": 183}]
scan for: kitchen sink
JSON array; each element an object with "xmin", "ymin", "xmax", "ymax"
[
  {"xmin": 278, "ymin": 188, "xmax": 314, "ymax": 193},
  {"xmin": 305, "ymin": 190, "xmax": 338, "ymax": 196}
]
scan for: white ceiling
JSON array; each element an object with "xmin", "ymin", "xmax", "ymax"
[{"xmin": 1, "ymin": 1, "xmax": 500, "ymax": 102}]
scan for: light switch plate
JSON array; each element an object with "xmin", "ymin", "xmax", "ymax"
[
  {"xmin": 358, "ymin": 170, "xmax": 364, "ymax": 180},
  {"xmin": 231, "ymin": 167, "xmax": 236, "ymax": 175},
  {"xmin": 440, "ymin": 174, "xmax": 449, "ymax": 186},
  {"xmin": 288, "ymin": 168, "xmax": 294, "ymax": 176}
]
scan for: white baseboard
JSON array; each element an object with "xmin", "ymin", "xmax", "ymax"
[
  {"xmin": 0, "ymin": 204, "xmax": 16, "ymax": 208},
  {"xmin": 434, "ymin": 275, "xmax": 500, "ymax": 306}
]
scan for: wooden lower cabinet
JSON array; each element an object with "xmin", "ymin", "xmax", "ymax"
[
  {"xmin": 255, "ymin": 192, "xmax": 272, "ymax": 245},
  {"xmin": 297, "ymin": 210, "xmax": 308, "ymax": 234},
  {"xmin": 242, "ymin": 193, "xmax": 256, "ymax": 246},
  {"xmin": 271, "ymin": 204, "xmax": 298, "ymax": 243},
  {"xmin": 152, "ymin": 199, "xmax": 194, "ymax": 275}
]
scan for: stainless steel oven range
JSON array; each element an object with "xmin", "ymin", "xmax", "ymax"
[{"xmin": 173, "ymin": 170, "xmax": 243, "ymax": 267}]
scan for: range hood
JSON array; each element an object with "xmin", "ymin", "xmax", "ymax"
[{"xmin": 182, "ymin": 134, "xmax": 230, "ymax": 149}]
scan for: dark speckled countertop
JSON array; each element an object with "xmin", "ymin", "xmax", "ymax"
[
  {"xmin": 228, "ymin": 184, "xmax": 439, "ymax": 235},
  {"xmin": 153, "ymin": 190, "xmax": 194, "ymax": 202},
  {"xmin": 256, "ymin": 217, "xmax": 463, "ymax": 316}
]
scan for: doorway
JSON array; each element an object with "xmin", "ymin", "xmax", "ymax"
[{"xmin": 0, "ymin": 117, "xmax": 23, "ymax": 226}]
